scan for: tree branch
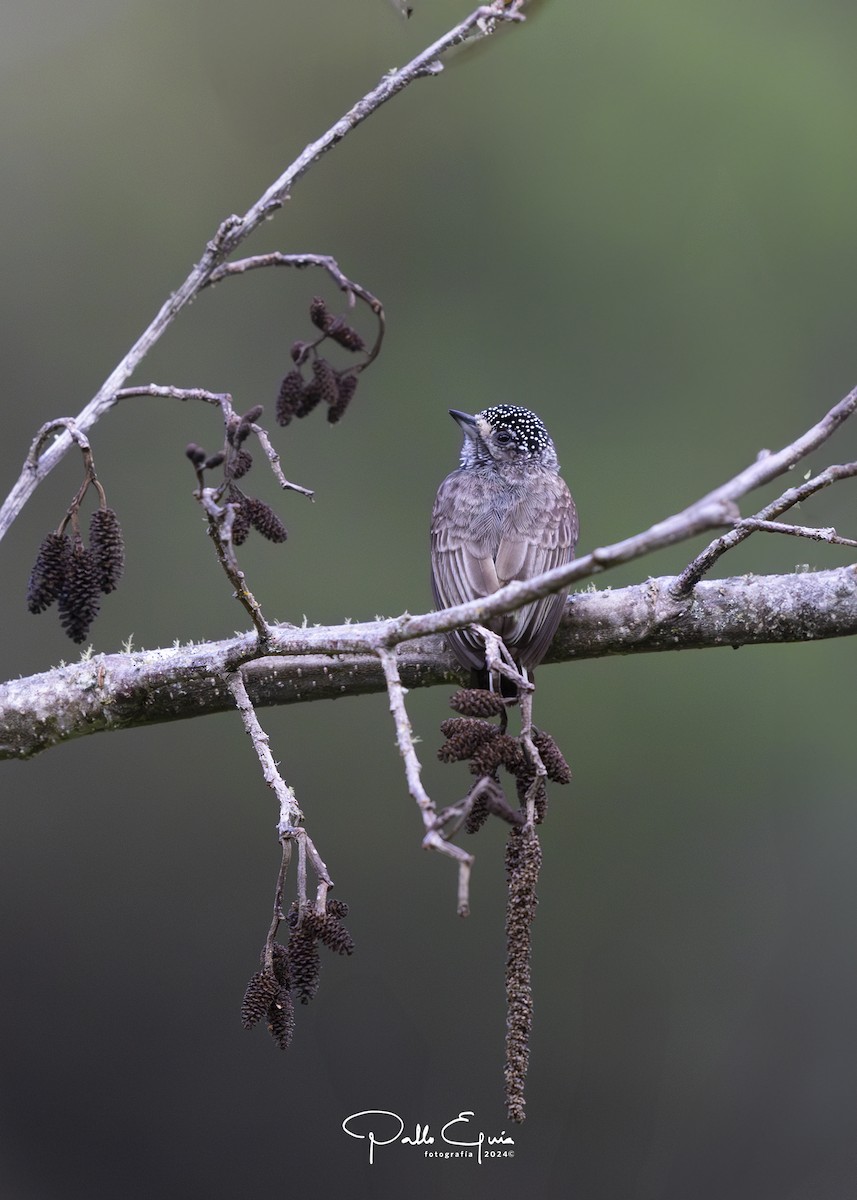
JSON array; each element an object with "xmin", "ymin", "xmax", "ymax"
[
  {"xmin": 0, "ymin": 1, "xmax": 524, "ymax": 543},
  {"xmin": 204, "ymin": 253, "xmax": 386, "ymax": 372},
  {"xmin": 378, "ymin": 647, "xmax": 473, "ymax": 916},
  {"xmin": 672, "ymin": 461, "xmax": 857, "ymax": 595},
  {"xmin": 3, "ymin": 566, "xmax": 854, "ymax": 760}
]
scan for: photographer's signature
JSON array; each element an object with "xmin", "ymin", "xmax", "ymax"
[{"xmin": 341, "ymin": 1110, "xmax": 515, "ymax": 1165}]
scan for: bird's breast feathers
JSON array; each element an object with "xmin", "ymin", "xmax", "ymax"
[{"xmin": 431, "ymin": 469, "xmax": 576, "ymax": 594}]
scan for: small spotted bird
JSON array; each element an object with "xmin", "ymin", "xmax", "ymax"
[{"xmin": 430, "ymin": 405, "xmax": 578, "ymax": 679}]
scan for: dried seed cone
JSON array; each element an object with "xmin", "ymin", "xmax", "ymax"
[
  {"xmin": 504, "ymin": 826, "xmax": 542, "ymax": 1124},
  {"xmin": 287, "ymin": 927, "xmax": 322, "ymax": 1005},
  {"xmin": 266, "ymin": 985, "xmax": 295, "ymax": 1050},
  {"xmin": 230, "ymin": 499, "xmax": 252, "ymax": 546},
  {"xmin": 229, "ymin": 448, "xmax": 253, "ymax": 481},
  {"xmin": 438, "ymin": 717, "xmax": 500, "ymax": 763},
  {"xmin": 276, "ymin": 370, "xmax": 306, "ymax": 426},
  {"xmin": 469, "ymin": 737, "xmax": 504, "ymax": 777},
  {"xmin": 449, "ymin": 688, "xmax": 506, "ymax": 718},
  {"xmin": 465, "ymin": 775, "xmax": 511, "ymax": 833},
  {"xmin": 242, "ymin": 404, "xmax": 264, "ymax": 426},
  {"xmin": 465, "ymin": 789, "xmax": 491, "ymax": 834},
  {"xmin": 516, "ymin": 775, "xmax": 548, "ymax": 824},
  {"xmin": 241, "ymin": 969, "xmax": 279, "ymax": 1029},
  {"xmin": 328, "ymin": 319, "xmax": 366, "ymax": 353},
  {"xmin": 88, "ymin": 508, "xmax": 125, "ymax": 594},
  {"xmin": 296, "ymin": 380, "xmax": 323, "ymax": 418},
  {"xmin": 327, "ymin": 374, "xmax": 358, "ymax": 425},
  {"xmin": 58, "ymin": 540, "xmax": 101, "ymax": 643},
  {"xmin": 312, "ymin": 357, "xmax": 339, "ymax": 406},
  {"xmin": 246, "ymin": 497, "xmax": 288, "ymax": 543},
  {"xmin": 27, "ymin": 532, "xmax": 70, "ymax": 613},
  {"xmin": 315, "ymin": 911, "xmax": 355, "ymax": 956},
  {"xmin": 471, "ymin": 732, "xmax": 525, "ymax": 778},
  {"xmin": 267, "ymin": 941, "xmax": 291, "ymax": 987},
  {"xmin": 533, "ymin": 730, "xmax": 572, "ymax": 784},
  {"xmin": 497, "ymin": 736, "xmax": 528, "ymax": 778},
  {"xmin": 309, "ymin": 296, "xmax": 332, "ymax": 332}
]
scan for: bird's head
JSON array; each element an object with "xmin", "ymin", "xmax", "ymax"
[{"xmin": 450, "ymin": 404, "xmax": 558, "ymax": 473}]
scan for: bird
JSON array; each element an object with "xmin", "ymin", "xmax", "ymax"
[{"xmin": 430, "ymin": 404, "xmax": 578, "ymax": 685}]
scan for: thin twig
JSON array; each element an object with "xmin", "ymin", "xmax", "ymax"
[
  {"xmin": 115, "ymin": 384, "xmax": 234, "ymax": 409},
  {"xmin": 474, "ymin": 627, "xmax": 544, "ymax": 826},
  {"xmin": 249, "ymin": 423, "xmax": 314, "ymax": 499},
  {"xmin": 226, "ymin": 670, "xmax": 335, "ymax": 946},
  {"xmin": 474, "ymin": 626, "xmax": 525, "ymax": 692},
  {"xmin": 303, "ymin": 833, "xmax": 333, "ymax": 912},
  {"xmin": 26, "ymin": 419, "xmax": 90, "ymax": 465},
  {"xmin": 377, "ymin": 646, "xmax": 473, "ymax": 915},
  {"xmin": 296, "ymin": 832, "xmax": 308, "ymax": 911},
  {"xmin": 201, "ymin": 489, "xmax": 272, "ymax": 643},
  {"xmin": 578, "ymin": 385, "xmax": 857, "ymax": 579},
  {"xmin": 26, "ymin": 421, "xmax": 112, "ymax": 540},
  {"xmin": 671, "ymin": 461, "xmax": 857, "ymax": 596},
  {"xmin": 206, "ymin": 253, "xmax": 386, "ymax": 370},
  {"xmin": 734, "ymin": 519, "xmax": 857, "ymax": 549},
  {"xmin": 432, "ymin": 774, "xmax": 521, "ymax": 836},
  {"xmin": 517, "ymin": 689, "xmax": 546, "ymax": 829},
  {"xmin": 226, "ymin": 669, "xmax": 302, "ymax": 829},
  {"xmin": 114, "ymin": 385, "xmax": 314, "ymax": 496},
  {"xmin": 264, "ymin": 839, "xmax": 292, "ymax": 972}
]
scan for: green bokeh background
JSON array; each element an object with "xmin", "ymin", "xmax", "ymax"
[{"xmin": 2, "ymin": 2, "xmax": 857, "ymax": 1196}]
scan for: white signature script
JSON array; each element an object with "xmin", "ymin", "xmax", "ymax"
[{"xmin": 341, "ymin": 1110, "xmax": 515, "ymax": 1165}]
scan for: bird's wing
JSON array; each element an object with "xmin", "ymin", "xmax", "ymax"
[
  {"xmin": 494, "ymin": 477, "xmax": 578, "ymax": 670},
  {"xmin": 430, "ymin": 470, "xmax": 501, "ymax": 669},
  {"xmin": 431, "ymin": 470, "xmax": 579, "ymax": 671}
]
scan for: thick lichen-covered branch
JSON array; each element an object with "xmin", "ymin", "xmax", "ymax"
[{"xmin": 2, "ymin": 565, "xmax": 856, "ymax": 761}]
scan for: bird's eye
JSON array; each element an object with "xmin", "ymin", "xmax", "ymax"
[{"xmin": 494, "ymin": 430, "xmax": 514, "ymax": 446}]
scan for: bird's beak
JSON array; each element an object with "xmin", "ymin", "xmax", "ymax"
[{"xmin": 449, "ymin": 409, "xmax": 479, "ymax": 439}]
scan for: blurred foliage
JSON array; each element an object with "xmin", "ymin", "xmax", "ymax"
[{"xmin": 2, "ymin": 2, "xmax": 857, "ymax": 1196}]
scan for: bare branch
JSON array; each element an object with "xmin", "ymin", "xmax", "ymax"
[
  {"xmin": 303, "ymin": 833, "xmax": 334, "ymax": 913},
  {"xmin": 4, "ymin": 566, "xmax": 855, "ymax": 761},
  {"xmin": 199, "ymin": 488, "xmax": 272, "ymax": 644},
  {"xmin": 470, "ymin": 629, "xmax": 544, "ymax": 827},
  {"xmin": 263, "ymin": 839, "xmax": 293, "ymax": 974},
  {"xmin": 226, "ymin": 669, "xmax": 302, "ymax": 831},
  {"xmin": 672, "ymin": 461, "xmax": 857, "ymax": 596},
  {"xmin": 114, "ymin": 385, "xmax": 314, "ymax": 496},
  {"xmin": 248, "ymin": 423, "xmax": 314, "ymax": 500},
  {"xmin": 733, "ymin": 519, "xmax": 857, "ymax": 548},
  {"xmin": 431, "ymin": 774, "xmax": 521, "ymax": 839},
  {"xmin": 517, "ymin": 691, "xmax": 545, "ymax": 829},
  {"xmin": 226, "ymin": 669, "xmax": 334, "ymax": 968},
  {"xmin": 377, "ymin": 647, "xmax": 473, "ymax": 915},
  {"xmin": 0, "ymin": 2, "xmax": 526, "ymax": 543},
  {"xmin": 574, "ymin": 382, "xmax": 857, "ymax": 576},
  {"xmin": 115, "ymin": 384, "xmax": 234, "ymax": 409},
  {"xmin": 26, "ymin": 419, "xmax": 91, "ymax": 464},
  {"xmin": 205, "ymin": 253, "xmax": 386, "ymax": 370}
]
